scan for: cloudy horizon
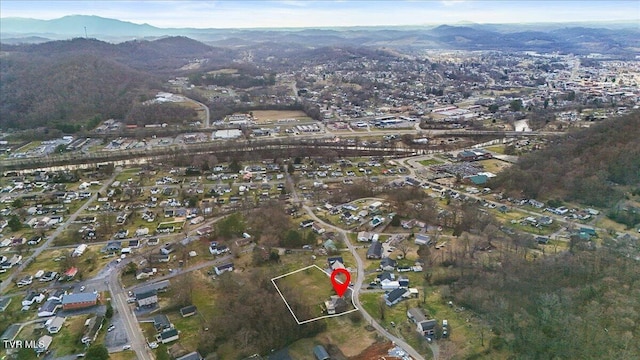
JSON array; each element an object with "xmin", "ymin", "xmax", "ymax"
[{"xmin": 1, "ymin": 0, "xmax": 638, "ymax": 29}]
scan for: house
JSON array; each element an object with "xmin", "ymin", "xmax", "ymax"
[
  {"xmin": 538, "ymin": 216, "xmax": 553, "ymax": 226},
  {"xmin": 366, "ymin": 241, "xmax": 383, "ymax": 259},
  {"xmin": 136, "ymin": 267, "xmax": 156, "ymax": 280},
  {"xmin": 35, "ymin": 335, "xmax": 53, "ymax": 354},
  {"xmin": 377, "ymin": 271, "xmax": 395, "ymax": 283},
  {"xmin": 325, "ymin": 295, "xmax": 348, "ymax": 315},
  {"xmin": 357, "ymin": 231, "xmax": 372, "ymax": 242},
  {"xmin": 313, "ymin": 345, "xmax": 330, "ymax": 360},
  {"xmin": 160, "ymin": 243, "xmax": 175, "ymax": 255},
  {"xmin": 153, "ymin": 314, "xmax": 172, "ymax": 332},
  {"xmin": 72, "ymin": 244, "xmax": 87, "ymax": 257},
  {"xmin": 22, "ymin": 291, "xmax": 45, "ymax": 307},
  {"xmin": 328, "ymin": 257, "xmax": 345, "ymax": 270},
  {"xmin": 82, "ymin": 315, "xmax": 104, "ymax": 344},
  {"xmin": 176, "ymin": 352, "xmax": 204, "ymax": 360},
  {"xmin": 39, "ymin": 271, "xmax": 58, "ymax": 282},
  {"xmin": 180, "ymin": 305, "xmax": 197, "ymax": 318},
  {"xmin": 149, "ymin": 253, "xmax": 170, "ymax": 263},
  {"xmin": 62, "ymin": 266, "xmax": 78, "ymax": 281},
  {"xmin": 209, "ymin": 243, "xmax": 229, "ymax": 256},
  {"xmin": 417, "ymin": 319, "xmax": 438, "ymax": 337},
  {"xmin": 384, "ymin": 288, "xmax": 408, "ymax": 306},
  {"xmin": 136, "ymin": 290, "xmax": 158, "ymax": 307},
  {"xmin": 407, "ymin": 308, "xmax": 427, "ymax": 324},
  {"xmin": 323, "ymin": 239, "xmax": 337, "ymax": 252},
  {"xmin": 214, "ymin": 263, "xmax": 234, "ymax": 276},
  {"xmin": 45, "ymin": 316, "xmax": 65, "ymax": 334},
  {"xmin": 368, "ymin": 201, "xmax": 383, "ymax": 211},
  {"xmin": 38, "ymin": 299, "xmax": 61, "ymax": 317},
  {"xmin": 103, "ymin": 241, "xmax": 122, "ymax": 253},
  {"xmin": 62, "ymin": 293, "xmax": 98, "ymax": 310},
  {"xmin": 135, "ymin": 227, "xmax": 150, "ymax": 237},
  {"xmin": 300, "ymin": 219, "xmax": 314, "ymax": 228},
  {"xmin": 47, "ymin": 289, "xmax": 65, "ymax": 302},
  {"xmin": 312, "ymin": 222, "xmax": 325, "ymax": 234},
  {"xmin": 380, "ymin": 279, "xmax": 401, "ymax": 290},
  {"xmin": 414, "ymin": 233, "xmax": 431, "ymax": 246},
  {"xmin": 0, "ymin": 297, "xmax": 11, "ymax": 312},
  {"xmin": 159, "ymin": 328, "xmax": 179, "ymax": 344},
  {"xmin": 401, "ymin": 219, "xmax": 416, "ymax": 229},
  {"xmin": 398, "ymin": 276, "xmax": 410, "ymax": 287},
  {"xmin": 380, "ymin": 257, "xmax": 397, "ymax": 271}
]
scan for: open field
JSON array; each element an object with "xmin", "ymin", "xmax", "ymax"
[
  {"xmin": 273, "ymin": 265, "xmax": 356, "ymax": 323},
  {"xmin": 477, "ymin": 159, "xmax": 511, "ymax": 174},
  {"xmin": 418, "ymin": 159, "xmax": 444, "ymax": 166},
  {"xmin": 206, "ymin": 68, "xmax": 238, "ymax": 75},
  {"xmin": 252, "ymin": 110, "xmax": 311, "ymax": 123},
  {"xmin": 49, "ymin": 315, "xmax": 88, "ymax": 356}
]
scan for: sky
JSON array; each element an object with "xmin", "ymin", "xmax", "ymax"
[{"xmin": 1, "ymin": 0, "xmax": 638, "ymax": 28}]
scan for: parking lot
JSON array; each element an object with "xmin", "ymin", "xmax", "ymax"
[{"xmin": 104, "ymin": 308, "xmax": 129, "ymax": 351}]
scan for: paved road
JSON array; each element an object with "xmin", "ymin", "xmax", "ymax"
[
  {"xmin": 0, "ymin": 170, "xmax": 120, "ymax": 293},
  {"xmin": 125, "ymin": 255, "xmax": 233, "ymax": 292},
  {"xmin": 107, "ymin": 257, "xmax": 151, "ymax": 359}
]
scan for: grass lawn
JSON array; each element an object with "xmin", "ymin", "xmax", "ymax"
[
  {"xmin": 477, "ymin": 159, "xmax": 511, "ymax": 174},
  {"xmin": 50, "ymin": 315, "xmax": 88, "ymax": 356},
  {"xmin": 287, "ymin": 311, "xmax": 379, "ymax": 359},
  {"xmin": 109, "ymin": 351, "xmax": 138, "ymax": 360},
  {"xmin": 114, "ymin": 168, "xmax": 142, "ymax": 183},
  {"xmin": 0, "ymin": 294, "xmax": 35, "ymax": 333},
  {"xmin": 273, "ymin": 265, "xmax": 348, "ymax": 321},
  {"xmin": 418, "ymin": 159, "xmax": 444, "ymax": 166},
  {"xmin": 360, "ymin": 286, "xmax": 503, "ymax": 359},
  {"xmin": 485, "ymin": 145, "xmax": 506, "ymax": 154},
  {"xmin": 252, "ymin": 110, "xmax": 311, "ymax": 123}
]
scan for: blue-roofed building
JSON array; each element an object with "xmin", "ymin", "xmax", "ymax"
[{"xmin": 313, "ymin": 345, "xmax": 330, "ymax": 360}]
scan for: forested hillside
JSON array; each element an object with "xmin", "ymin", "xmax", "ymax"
[
  {"xmin": 491, "ymin": 111, "xmax": 640, "ymax": 208},
  {"xmin": 453, "ymin": 246, "xmax": 640, "ymax": 359},
  {"xmin": 0, "ymin": 37, "xmax": 232, "ymax": 131},
  {"xmin": 0, "ymin": 52, "xmax": 158, "ymax": 130}
]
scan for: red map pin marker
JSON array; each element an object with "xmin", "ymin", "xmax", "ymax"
[{"xmin": 330, "ymin": 268, "xmax": 351, "ymax": 297}]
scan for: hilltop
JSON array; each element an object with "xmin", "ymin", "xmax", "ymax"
[
  {"xmin": 2, "ymin": 15, "xmax": 639, "ymax": 56},
  {"xmin": 0, "ymin": 36, "xmax": 229, "ymax": 131},
  {"xmin": 491, "ymin": 111, "xmax": 640, "ymax": 209}
]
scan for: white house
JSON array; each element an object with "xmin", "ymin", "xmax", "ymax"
[
  {"xmin": 214, "ymin": 263, "xmax": 234, "ymax": 276},
  {"xmin": 357, "ymin": 231, "xmax": 372, "ymax": 242},
  {"xmin": 380, "ymin": 279, "xmax": 401, "ymax": 290},
  {"xmin": 45, "ymin": 316, "xmax": 65, "ymax": 334},
  {"xmin": 414, "ymin": 234, "xmax": 431, "ymax": 246},
  {"xmin": 22, "ymin": 292, "xmax": 45, "ymax": 307}
]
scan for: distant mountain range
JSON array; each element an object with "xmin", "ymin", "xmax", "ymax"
[{"xmin": 2, "ymin": 15, "xmax": 639, "ymax": 56}]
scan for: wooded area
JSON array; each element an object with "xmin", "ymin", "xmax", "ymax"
[{"xmin": 491, "ymin": 111, "xmax": 640, "ymax": 208}]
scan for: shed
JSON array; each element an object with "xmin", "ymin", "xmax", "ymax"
[{"xmin": 180, "ymin": 305, "xmax": 197, "ymax": 318}]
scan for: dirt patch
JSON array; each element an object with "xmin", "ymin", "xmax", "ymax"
[{"xmin": 349, "ymin": 341, "xmax": 398, "ymax": 360}]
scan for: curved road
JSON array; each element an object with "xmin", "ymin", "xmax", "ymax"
[{"xmin": 286, "ymin": 169, "xmax": 427, "ymax": 360}]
